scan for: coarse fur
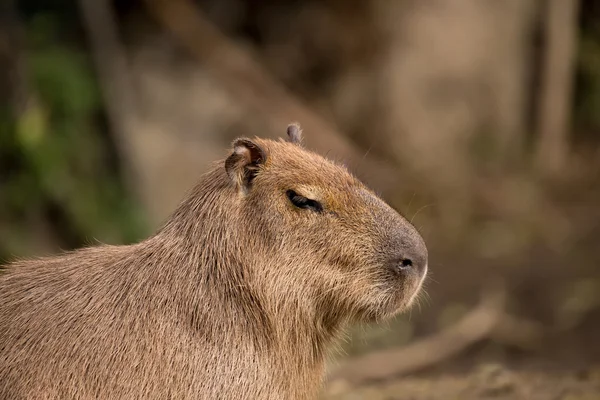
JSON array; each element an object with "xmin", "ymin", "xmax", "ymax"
[{"xmin": 0, "ymin": 125, "xmax": 427, "ymax": 399}]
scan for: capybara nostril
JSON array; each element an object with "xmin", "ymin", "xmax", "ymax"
[
  {"xmin": 399, "ymin": 258, "xmax": 413, "ymax": 270},
  {"xmin": 395, "ymin": 243, "xmax": 428, "ymax": 276}
]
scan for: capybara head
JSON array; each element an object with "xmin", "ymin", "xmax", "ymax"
[{"xmin": 223, "ymin": 124, "xmax": 427, "ymax": 323}]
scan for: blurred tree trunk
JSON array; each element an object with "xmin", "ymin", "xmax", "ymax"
[
  {"xmin": 0, "ymin": 0, "xmax": 35, "ymax": 119},
  {"xmin": 376, "ymin": 0, "xmax": 536, "ymax": 235},
  {"xmin": 488, "ymin": 0, "xmax": 537, "ymax": 168},
  {"xmin": 534, "ymin": 0, "xmax": 581, "ymax": 175},
  {"xmin": 79, "ymin": 0, "xmax": 146, "ymax": 211},
  {"xmin": 79, "ymin": 0, "xmax": 138, "ymax": 137}
]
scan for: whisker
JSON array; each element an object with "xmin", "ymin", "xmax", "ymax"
[
  {"xmin": 362, "ymin": 144, "xmax": 374, "ymax": 161},
  {"xmin": 425, "ymin": 275, "xmax": 440, "ymax": 284},
  {"xmin": 410, "ymin": 203, "xmax": 434, "ymax": 224},
  {"xmin": 407, "ymin": 192, "xmax": 416, "ymax": 214}
]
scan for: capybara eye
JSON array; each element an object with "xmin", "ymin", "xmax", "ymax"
[{"xmin": 286, "ymin": 190, "xmax": 323, "ymax": 212}]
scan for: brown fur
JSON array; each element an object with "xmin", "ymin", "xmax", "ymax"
[{"xmin": 0, "ymin": 126, "xmax": 427, "ymax": 399}]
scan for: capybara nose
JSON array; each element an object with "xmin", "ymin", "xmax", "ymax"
[
  {"xmin": 396, "ymin": 250, "xmax": 427, "ymax": 276},
  {"xmin": 395, "ymin": 230, "xmax": 428, "ymax": 276}
]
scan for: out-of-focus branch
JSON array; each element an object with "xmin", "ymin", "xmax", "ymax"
[
  {"xmin": 143, "ymin": 0, "xmax": 399, "ymax": 196},
  {"xmin": 327, "ymin": 281, "xmax": 543, "ymax": 388},
  {"xmin": 78, "ymin": 0, "xmax": 142, "ymax": 195},
  {"xmin": 534, "ymin": 0, "xmax": 581, "ymax": 175}
]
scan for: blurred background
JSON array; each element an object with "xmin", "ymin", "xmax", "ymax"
[{"xmin": 1, "ymin": 0, "xmax": 600, "ymax": 398}]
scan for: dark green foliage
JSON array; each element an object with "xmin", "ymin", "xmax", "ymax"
[{"xmin": 0, "ymin": 11, "xmax": 147, "ymax": 262}]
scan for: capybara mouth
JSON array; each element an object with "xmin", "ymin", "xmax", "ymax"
[{"xmin": 390, "ymin": 260, "xmax": 428, "ymax": 309}]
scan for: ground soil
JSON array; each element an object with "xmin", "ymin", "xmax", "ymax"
[{"xmin": 324, "ymin": 364, "xmax": 600, "ymax": 400}]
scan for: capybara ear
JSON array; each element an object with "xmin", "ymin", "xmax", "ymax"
[
  {"xmin": 286, "ymin": 122, "xmax": 303, "ymax": 145},
  {"xmin": 225, "ymin": 138, "xmax": 267, "ymax": 193}
]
